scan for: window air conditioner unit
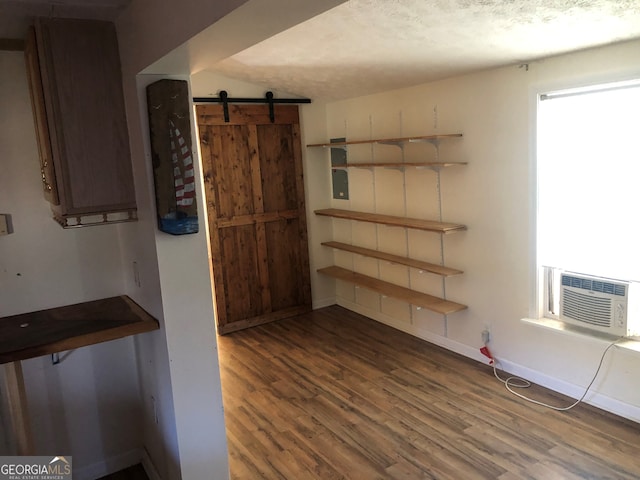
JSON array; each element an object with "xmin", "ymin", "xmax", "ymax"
[{"xmin": 559, "ymin": 272, "xmax": 639, "ymax": 337}]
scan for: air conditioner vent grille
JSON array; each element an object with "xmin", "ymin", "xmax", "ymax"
[
  {"xmin": 558, "ymin": 271, "xmax": 633, "ymax": 336},
  {"xmin": 561, "ymin": 274, "xmax": 626, "ymax": 296},
  {"xmin": 561, "ymin": 290, "xmax": 612, "ymax": 327}
]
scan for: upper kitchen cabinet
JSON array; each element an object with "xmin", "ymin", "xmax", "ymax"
[{"xmin": 25, "ymin": 18, "xmax": 136, "ymax": 228}]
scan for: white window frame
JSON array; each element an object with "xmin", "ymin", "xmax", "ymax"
[{"xmin": 531, "ymin": 75, "xmax": 640, "ymax": 321}]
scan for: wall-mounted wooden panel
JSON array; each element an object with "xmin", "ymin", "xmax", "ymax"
[{"xmin": 147, "ymin": 79, "xmax": 199, "ymax": 235}]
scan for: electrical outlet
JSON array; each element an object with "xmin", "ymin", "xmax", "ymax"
[{"xmin": 481, "ymin": 327, "xmax": 491, "ymax": 344}]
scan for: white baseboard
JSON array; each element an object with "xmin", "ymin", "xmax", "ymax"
[
  {"xmin": 141, "ymin": 448, "xmax": 162, "ymax": 480},
  {"xmin": 336, "ymin": 298, "xmax": 640, "ymax": 424},
  {"xmin": 73, "ymin": 448, "xmax": 142, "ymax": 480},
  {"xmin": 336, "ymin": 299, "xmax": 486, "ymax": 361},
  {"xmin": 496, "ymin": 356, "xmax": 640, "ymax": 423}
]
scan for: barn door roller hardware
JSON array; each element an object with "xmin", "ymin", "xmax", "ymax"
[{"xmin": 193, "ymin": 91, "xmax": 311, "ymax": 123}]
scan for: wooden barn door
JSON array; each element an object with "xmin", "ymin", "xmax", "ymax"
[{"xmin": 197, "ymin": 104, "xmax": 312, "ymax": 334}]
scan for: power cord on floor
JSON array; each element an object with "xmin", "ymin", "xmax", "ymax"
[{"xmin": 482, "ymin": 338, "xmax": 622, "ymax": 411}]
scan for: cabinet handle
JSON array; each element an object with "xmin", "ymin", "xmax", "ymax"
[{"xmin": 40, "ymin": 167, "xmax": 52, "ymax": 191}]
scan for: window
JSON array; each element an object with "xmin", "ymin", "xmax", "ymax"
[{"xmin": 537, "ymin": 80, "xmax": 640, "ymax": 318}]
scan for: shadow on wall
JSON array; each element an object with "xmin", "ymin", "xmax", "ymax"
[
  {"xmin": 19, "ymin": 339, "xmax": 142, "ymax": 476},
  {"xmin": 0, "ymin": 368, "xmax": 15, "ymax": 454}
]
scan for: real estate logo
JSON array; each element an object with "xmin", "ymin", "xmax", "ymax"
[{"xmin": 0, "ymin": 456, "xmax": 72, "ymax": 480}]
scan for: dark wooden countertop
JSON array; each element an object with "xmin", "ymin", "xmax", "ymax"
[{"xmin": 0, "ymin": 295, "xmax": 160, "ymax": 364}]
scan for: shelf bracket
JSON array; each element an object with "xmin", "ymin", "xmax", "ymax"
[
  {"xmin": 410, "ymin": 138, "xmax": 441, "ymax": 148},
  {"xmin": 377, "ymin": 140, "xmax": 405, "ymax": 149}
]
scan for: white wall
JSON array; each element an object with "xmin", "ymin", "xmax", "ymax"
[
  {"xmin": 316, "ymin": 39, "xmax": 640, "ymax": 422},
  {"xmin": 113, "ymin": 4, "xmax": 254, "ymax": 479},
  {"xmin": 0, "ymin": 51, "xmax": 143, "ymax": 478}
]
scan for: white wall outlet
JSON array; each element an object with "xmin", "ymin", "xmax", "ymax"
[{"xmin": 481, "ymin": 326, "xmax": 491, "ymax": 344}]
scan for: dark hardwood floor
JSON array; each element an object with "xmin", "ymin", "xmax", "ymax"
[{"xmin": 218, "ymin": 305, "xmax": 640, "ymax": 479}]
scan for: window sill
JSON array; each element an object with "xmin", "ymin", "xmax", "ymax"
[{"xmin": 522, "ymin": 317, "xmax": 640, "ymax": 353}]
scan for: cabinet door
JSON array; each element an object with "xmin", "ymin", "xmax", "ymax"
[
  {"xmin": 24, "ymin": 27, "xmax": 59, "ymax": 205},
  {"xmin": 35, "ymin": 18, "xmax": 135, "ymax": 216}
]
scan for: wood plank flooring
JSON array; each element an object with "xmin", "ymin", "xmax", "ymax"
[{"xmin": 218, "ymin": 305, "xmax": 640, "ymax": 479}]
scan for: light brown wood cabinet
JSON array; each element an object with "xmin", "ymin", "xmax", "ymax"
[{"xmin": 25, "ymin": 18, "xmax": 136, "ymax": 227}]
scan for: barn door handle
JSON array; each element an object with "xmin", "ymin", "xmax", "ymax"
[
  {"xmin": 220, "ymin": 90, "xmax": 230, "ymax": 123},
  {"xmin": 266, "ymin": 91, "xmax": 275, "ymax": 123}
]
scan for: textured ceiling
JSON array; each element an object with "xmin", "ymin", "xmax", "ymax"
[
  {"xmin": 4, "ymin": 0, "xmax": 640, "ymax": 100},
  {"xmin": 208, "ymin": 0, "xmax": 640, "ymax": 100}
]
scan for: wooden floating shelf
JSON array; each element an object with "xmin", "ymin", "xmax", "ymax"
[
  {"xmin": 0, "ymin": 295, "xmax": 159, "ymax": 364},
  {"xmin": 322, "ymin": 241, "xmax": 463, "ymax": 277},
  {"xmin": 307, "ymin": 133, "xmax": 462, "ymax": 148},
  {"xmin": 314, "ymin": 208, "xmax": 466, "ymax": 234},
  {"xmin": 332, "ymin": 162, "xmax": 467, "ymax": 169},
  {"xmin": 318, "ymin": 266, "xmax": 467, "ymax": 315}
]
